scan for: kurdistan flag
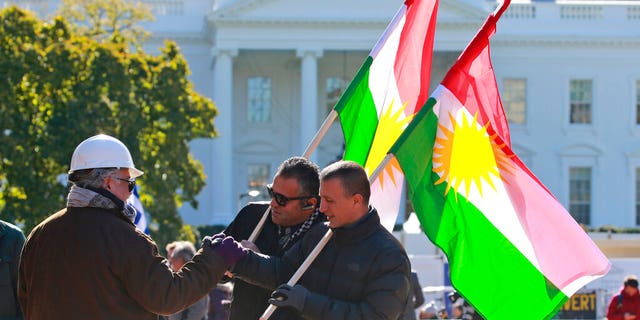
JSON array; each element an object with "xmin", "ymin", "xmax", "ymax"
[
  {"xmin": 334, "ymin": 0, "xmax": 438, "ymax": 231},
  {"xmin": 389, "ymin": 3, "xmax": 611, "ymax": 319}
]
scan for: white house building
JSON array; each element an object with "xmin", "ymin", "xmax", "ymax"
[
  {"xmin": 9, "ymin": 2, "xmax": 640, "ymax": 313},
  {"xmin": 7, "ymin": 0, "xmax": 640, "ymax": 231}
]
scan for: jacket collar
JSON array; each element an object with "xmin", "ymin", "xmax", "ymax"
[{"xmin": 332, "ymin": 206, "xmax": 381, "ymax": 246}]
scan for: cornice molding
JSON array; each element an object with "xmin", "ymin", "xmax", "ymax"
[
  {"xmin": 207, "ymin": 0, "xmax": 489, "ymax": 27},
  {"xmin": 148, "ymin": 31, "xmax": 212, "ymax": 44},
  {"xmin": 211, "ymin": 18, "xmax": 484, "ymax": 30},
  {"xmin": 492, "ymin": 36, "xmax": 640, "ymax": 48}
]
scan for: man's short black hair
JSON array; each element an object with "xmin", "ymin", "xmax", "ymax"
[
  {"xmin": 275, "ymin": 157, "xmax": 320, "ymax": 197},
  {"xmin": 320, "ymin": 161, "xmax": 370, "ymax": 203}
]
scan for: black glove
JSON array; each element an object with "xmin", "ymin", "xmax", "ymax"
[
  {"xmin": 202, "ymin": 232, "xmax": 226, "ymax": 246},
  {"xmin": 268, "ymin": 284, "xmax": 309, "ymax": 312}
]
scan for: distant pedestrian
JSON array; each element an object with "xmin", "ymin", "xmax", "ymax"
[
  {"xmin": 207, "ymin": 283, "xmax": 232, "ymax": 320},
  {"xmin": 448, "ymin": 291, "xmax": 483, "ymax": 320},
  {"xmin": 167, "ymin": 241, "xmax": 210, "ymax": 320},
  {"xmin": 606, "ymin": 274, "xmax": 640, "ymax": 320},
  {"xmin": 402, "ymin": 271, "xmax": 426, "ymax": 319}
]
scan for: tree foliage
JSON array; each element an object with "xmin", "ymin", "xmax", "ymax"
[
  {"xmin": 55, "ymin": 0, "xmax": 154, "ymax": 46},
  {"xmin": 0, "ymin": 7, "xmax": 218, "ymax": 248}
]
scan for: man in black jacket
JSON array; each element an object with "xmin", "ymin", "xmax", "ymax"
[
  {"xmin": 232, "ymin": 161, "xmax": 411, "ymax": 319},
  {"xmin": 223, "ymin": 156, "xmax": 325, "ymax": 320}
]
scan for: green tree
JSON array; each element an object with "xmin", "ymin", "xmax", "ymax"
[
  {"xmin": 55, "ymin": 0, "xmax": 154, "ymax": 46},
  {"xmin": 0, "ymin": 7, "xmax": 218, "ymax": 248}
]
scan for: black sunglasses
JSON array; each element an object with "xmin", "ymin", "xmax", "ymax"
[
  {"xmin": 115, "ymin": 177, "xmax": 136, "ymax": 192},
  {"xmin": 266, "ymin": 184, "xmax": 313, "ymax": 207}
]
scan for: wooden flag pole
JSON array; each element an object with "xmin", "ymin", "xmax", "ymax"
[
  {"xmin": 259, "ymin": 229, "xmax": 334, "ymax": 320},
  {"xmin": 302, "ymin": 110, "xmax": 338, "ymax": 159}
]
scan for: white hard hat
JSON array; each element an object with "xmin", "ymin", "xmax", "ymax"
[{"xmin": 69, "ymin": 134, "xmax": 144, "ymax": 178}]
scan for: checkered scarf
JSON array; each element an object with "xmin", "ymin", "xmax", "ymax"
[
  {"xmin": 67, "ymin": 185, "xmax": 137, "ymax": 223},
  {"xmin": 278, "ymin": 209, "xmax": 320, "ymax": 250}
]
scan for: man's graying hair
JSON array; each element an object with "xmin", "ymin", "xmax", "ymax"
[
  {"xmin": 68, "ymin": 168, "xmax": 119, "ymax": 189},
  {"xmin": 320, "ymin": 161, "xmax": 370, "ymax": 203},
  {"xmin": 171, "ymin": 241, "xmax": 196, "ymax": 262},
  {"xmin": 275, "ymin": 157, "xmax": 320, "ymax": 197}
]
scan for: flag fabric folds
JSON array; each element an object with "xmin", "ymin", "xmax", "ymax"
[
  {"xmin": 128, "ymin": 186, "xmax": 149, "ymax": 234},
  {"xmin": 389, "ymin": 3, "xmax": 611, "ymax": 319},
  {"xmin": 333, "ymin": 0, "xmax": 438, "ymax": 231}
]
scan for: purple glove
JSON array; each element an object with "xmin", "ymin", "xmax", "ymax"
[{"xmin": 209, "ymin": 236, "xmax": 247, "ymax": 267}]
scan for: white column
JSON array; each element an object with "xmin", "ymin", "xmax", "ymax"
[
  {"xmin": 210, "ymin": 48, "xmax": 237, "ymax": 224},
  {"xmin": 296, "ymin": 49, "xmax": 323, "ymax": 162}
]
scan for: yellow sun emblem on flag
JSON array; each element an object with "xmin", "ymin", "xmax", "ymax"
[
  {"xmin": 364, "ymin": 99, "xmax": 413, "ymax": 189},
  {"xmin": 433, "ymin": 111, "xmax": 513, "ymax": 199}
]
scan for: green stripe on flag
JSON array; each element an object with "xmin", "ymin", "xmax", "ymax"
[
  {"xmin": 418, "ymin": 177, "xmax": 567, "ymax": 319},
  {"xmin": 334, "ymin": 57, "xmax": 379, "ymax": 165},
  {"xmin": 392, "ymin": 101, "xmax": 568, "ymax": 319}
]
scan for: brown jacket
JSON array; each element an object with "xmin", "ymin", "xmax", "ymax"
[{"xmin": 18, "ymin": 206, "xmax": 226, "ymax": 320}]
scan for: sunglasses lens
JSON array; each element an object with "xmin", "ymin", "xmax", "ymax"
[
  {"xmin": 274, "ymin": 193, "xmax": 287, "ymax": 206},
  {"xmin": 128, "ymin": 180, "xmax": 136, "ymax": 192},
  {"xmin": 266, "ymin": 185, "xmax": 288, "ymax": 206}
]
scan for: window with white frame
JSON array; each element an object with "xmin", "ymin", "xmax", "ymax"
[
  {"xmin": 569, "ymin": 166, "xmax": 592, "ymax": 225},
  {"xmin": 569, "ymin": 79, "xmax": 592, "ymax": 124},
  {"xmin": 326, "ymin": 77, "xmax": 346, "ymax": 114},
  {"xmin": 247, "ymin": 77, "xmax": 272, "ymax": 123},
  {"xmin": 142, "ymin": 0, "xmax": 184, "ymax": 15},
  {"xmin": 502, "ymin": 78, "xmax": 526, "ymax": 124}
]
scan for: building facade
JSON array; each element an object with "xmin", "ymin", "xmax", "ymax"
[{"xmin": 7, "ymin": 0, "xmax": 640, "ymax": 229}]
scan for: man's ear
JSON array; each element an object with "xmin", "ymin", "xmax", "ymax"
[
  {"xmin": 352, "ymin": 194, "xmax": 364, "ymax": 206},
  {"xmin": 302, "ymin": 197, "xmax": 318, "ymax": 210}
]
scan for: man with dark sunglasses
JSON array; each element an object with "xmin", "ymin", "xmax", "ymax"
[
  {"xmin": 231, "ymin": 161, "xmax": 411, "ymax": 320},
  {"xmin": 222, "ymin": 156, "xmax": 326, "ymax": 320},
  {"xmin": 18, "ymin": 134, "xmax": 247, "ymax": 319}
]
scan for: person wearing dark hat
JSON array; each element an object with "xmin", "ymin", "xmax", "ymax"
[
  {"xmin": 18, "ymin": 134, "xmax": 247, "ymax": 319},
  {"xmin": 606, "ymin": 274, "xmax": 640, "ymax": 320}
]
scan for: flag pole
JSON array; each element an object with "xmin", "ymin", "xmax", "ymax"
[
  {"xmin": 247, "ymin": 110, "xmax": 338, "ymax": 242},
  {"xmin": 258, "ymin": 154, "xmax": 392, "ymax": 320},
  {"xmin": 302, "ymin": 110, "xmax": 338, "ymax": 159},
  {"xmin": 259, "ymin": 229, "xmax": 334, "ymax": 320}
]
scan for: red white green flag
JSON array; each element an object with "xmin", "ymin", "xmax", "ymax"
[
  {"xmin": 389, "ymin": 3, "xmax": 610, "ymax": 319},
  {"xmin": 334, "ymin": 0, "xmax": 438, "ymax": 230}
]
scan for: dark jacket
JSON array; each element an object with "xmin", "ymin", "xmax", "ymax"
[
  {"xmin": 0, "ymin": 220, "xmax": 25, "ymax": 319},
  {"xmin": 18, "ymin": 207, "xmax": 227, "ymax": 320},
  {"xmin": 401, "ymin": 272, "xmax": 425, "ymax": 320},
  {"xmin": 234, "ymin": 207, "xmax": 411, "ymax": 320},
  {"xmin": 223, "ymin": 202, "xmax": 325, "ymax": 320},
  {"xmin": 606, "ymin": 289, "xmax": 640, "ymax": 320}
]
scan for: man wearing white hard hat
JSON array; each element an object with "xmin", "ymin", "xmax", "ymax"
[{"xmin": 18, "ymin": 134, "xmax": 247, "ymax": 319}]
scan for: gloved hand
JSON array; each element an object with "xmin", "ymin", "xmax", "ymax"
[
  {"xmin": 202, "ymin": 232, "xmax": 226, "ymax": 246},
  {"xmin": 208, "ymin": 236, "xmax": 247, "ymax": 267},
  {"xmin": 268, "ymin": 284, "xmax": 309, "ymax": 312}
]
